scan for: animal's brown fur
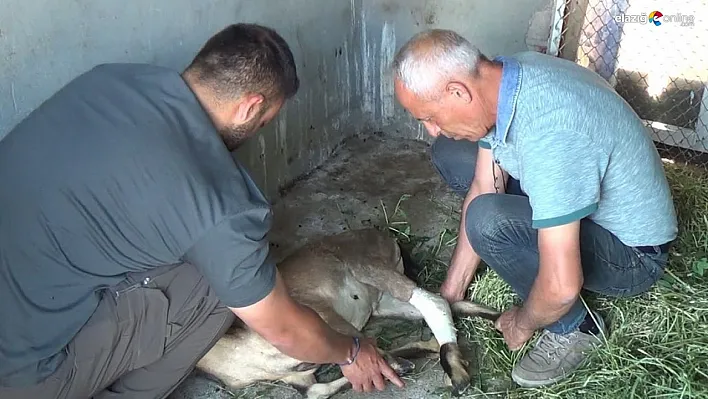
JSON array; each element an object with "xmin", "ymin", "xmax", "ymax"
[{"xmin": 196, "ymin": 228, "xmax": 499, "ymax": 398}]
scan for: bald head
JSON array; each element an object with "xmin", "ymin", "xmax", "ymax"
[{"xmin": 392, "ymin": 29, "xmax": 488, "ymax": 100}]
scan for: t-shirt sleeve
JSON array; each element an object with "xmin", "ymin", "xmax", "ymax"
[
  {"xmin": 478, "ymin": 128, "xmax": 495, "ymax": 149},
  {"xmin": 478, "ymin": 138, "xmax": 492, "ymax": 149},
  {"xmin": 518, "ymin": 131, "xmax": 609, "ymax": 229},
  {"xmin": 183, "ymin": 206, "xmax": 276, "ymax": 308}
]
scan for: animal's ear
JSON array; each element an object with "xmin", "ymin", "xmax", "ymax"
[{"xmin": 398, "ymin": 243, "xmax": 422, "ymax": 285}]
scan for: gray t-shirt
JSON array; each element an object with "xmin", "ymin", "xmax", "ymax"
[
  {"xmin": 0, "ymin": 64, "xmax": 276, "ymax": 386},
  {"xmin": 479, "ymin": 51, "xmax": 677, "ymax": 247}
]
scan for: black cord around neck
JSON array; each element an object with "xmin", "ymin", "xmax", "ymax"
[{"xmin": 492, "ymin": 157, "xmax": 506, "ymax": 194}]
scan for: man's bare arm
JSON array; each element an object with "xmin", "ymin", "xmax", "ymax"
[
  {"xmin": 229, "ymin": 270, "xmax": 405, "ymax": 391},
  {"xmin": 229, "ymin": 270, "xmax": 355, "ymax": 365},
  {"xmin": 441, "ymin": 146, "xmax": 508, "ymax": 302},
  {"xmin": 516, "ymin": 221, "xmax": 584, "ymax": 331}
]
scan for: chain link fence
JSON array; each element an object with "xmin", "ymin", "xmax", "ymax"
[{"xmin": 548, "ymin": 0, "xmax": 708, "ymax": 166}]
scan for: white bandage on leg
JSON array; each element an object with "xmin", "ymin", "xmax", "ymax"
[{"xmin": 409, "ymin": 287, "xmax": 457, "ymax": 345}]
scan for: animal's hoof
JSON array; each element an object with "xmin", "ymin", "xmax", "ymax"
[
  {"xmin": 440, "ymin": 343, "xmax": 471, "ymax": 396},
  {"xmin": 384, "ymin": 354, "xmax": 416, "ymax": 375},
  {"xmin": 393, "ymin": 356, "xmax": 416, "ymax": 375}
]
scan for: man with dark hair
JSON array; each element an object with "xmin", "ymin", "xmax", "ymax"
[
  {"xmin": 0, "ymin": 23, "xmax": 403, "ymax": 399},
  {"xmin": 183, "ymin": 23, "xmax": 301, "ymax": 151}
]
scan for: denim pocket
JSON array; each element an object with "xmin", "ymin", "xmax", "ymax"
[
  {"xmin": 584, "ymin": 247, "xmax": 665, "ymax": 297},
  {"xmin": 633, "ymin": 249, "xmax": 668, "ymax": 279}
]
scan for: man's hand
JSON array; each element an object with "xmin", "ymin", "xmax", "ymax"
[
  {"xmin": 340, "ymin": 338, "xmax": 405, "ymax": 392},
  {"xmin": 439, "ymin": 273, "xmax": 467, "ymax": 303},
  {"xmin": 494, "ymin": 306, "xmax": 537, "ymax": 351}
]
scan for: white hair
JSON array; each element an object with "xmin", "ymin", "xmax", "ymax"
[{"xmin": 392, "ymin": 29, "xmax": 485, "ymax": 99}]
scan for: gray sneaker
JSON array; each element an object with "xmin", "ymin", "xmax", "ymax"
[{"xmin": 511, "ymin": 312, "xmax": 607, "ymax": 388}]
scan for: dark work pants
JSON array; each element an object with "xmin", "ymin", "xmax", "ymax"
[
  {"xmin": 0, "ymin": 263, "xmax": 235, "ymax": 399},
  {"xmin": 430, "ymin": 136, "xmax": 669, "ymax": 334}
]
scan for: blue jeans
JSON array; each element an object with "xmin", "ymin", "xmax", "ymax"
[{"xmin": 431, "ymin": 136, "xmax": 669, "ymax": 334}]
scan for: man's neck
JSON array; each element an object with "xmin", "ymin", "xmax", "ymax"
[
  {"xmin": 182, "ymin": 74, "xmax": 233, "ymax": 136},
  {"xmin": 476, "ymin": 62, "xmax": 503, "ymax": 125}
]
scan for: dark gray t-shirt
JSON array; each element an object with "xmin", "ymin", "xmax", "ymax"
[{"xmin": 0, "ymin": 63, "xmax": 276, "ymax": 386}]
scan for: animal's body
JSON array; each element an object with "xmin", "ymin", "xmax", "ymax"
[{"xmin": 196, "ymin": 228, "xmax": 500, "ymax": 398}]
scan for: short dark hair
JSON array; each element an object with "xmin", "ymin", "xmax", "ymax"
[{"xmin": 185, "ymin": 23, "xmax": 299, "ymax": 103}]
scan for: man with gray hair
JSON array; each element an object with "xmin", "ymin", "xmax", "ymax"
[{"xmin": 392, "ymin": 29, "xmax": 677, "ymax": 388}]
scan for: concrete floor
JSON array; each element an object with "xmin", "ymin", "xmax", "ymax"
[{"xmin": 171, "ymin": 133, "xmax": 483, "ymax": 399}]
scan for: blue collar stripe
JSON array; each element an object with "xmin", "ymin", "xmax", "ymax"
[{"xmin": 492, "ymin": 56, "xmax": 522, "ymax": 145}]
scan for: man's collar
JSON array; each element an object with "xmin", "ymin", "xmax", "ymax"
[{"xmin": 491, "ymin": 55, "xmax": 522, "ymax": 146}]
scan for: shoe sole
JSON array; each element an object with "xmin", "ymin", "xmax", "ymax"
[{"xmin": 511, "ymin": 372, "xmax": 568, "ymax": 388}]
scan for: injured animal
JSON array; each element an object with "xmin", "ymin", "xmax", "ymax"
[{"xmin": 196, "ymin": 227, "xmax": 500, "ymax": 398}]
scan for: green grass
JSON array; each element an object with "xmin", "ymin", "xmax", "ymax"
[{"xmin": 380, "ymin": 160, "xmax": 708, "ymax": 399}]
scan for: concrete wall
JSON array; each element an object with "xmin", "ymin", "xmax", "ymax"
[
  {"xmin": 0, "ymin": 0, "xmax": 553, "ymax": 198},
  {"xmin": 0, "ymin": 0, "xmax": 371, "ymax": 199},
  {"xmin": 357, "ymin": 0, "xmax": 554, "ymax": 142}
]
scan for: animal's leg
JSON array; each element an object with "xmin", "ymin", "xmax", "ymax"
[
  {"xmin": 373, "ymin": 291, "xmax": 422, "ymax": 318},
  {"xmin": 372, "ymin": 291, "xmax": 458, "ymax": 345},
  {"xmin": 375, "ymin": 292, "xmax": 500, "ymax": 321},
  {"xmin": 279, "ymin": 371, "xmax": 317, "ymax": 396},
  {"xmin": 350, "ymin": 253, "xmax": 499, "ymax": 395},
  {"xmin": 347, "ymin": 265, "xmax": 458, "ymax": 345},
  {"xmin": 304, "ymin": 353, "xmax": 416, "ymax": 399},
  {"xmin": 305, "ymin": 377, "xmax": 351, "ymax": 399},
  {"xmin": 347, "ymin": 267, "xmax": 460, "ymax": 350},
  {"xmin": 372, "ymin": 291, "xmax": 481, "ymax": 396},
  {"xmin": 451, "ymin": 300, "xmax": 500, "ymax": 322},
  {"xmin": 347, "ymin": 259, "xmax": 417, "ymax": 302},
  {"xmin": 384, "ymin": 337, "xmax": 441, "ymax": 360}
]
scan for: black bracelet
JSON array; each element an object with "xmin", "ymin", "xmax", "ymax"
[{"xmin": 337, "ymin": 336, "xmax": 360, "ymax": 366}]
